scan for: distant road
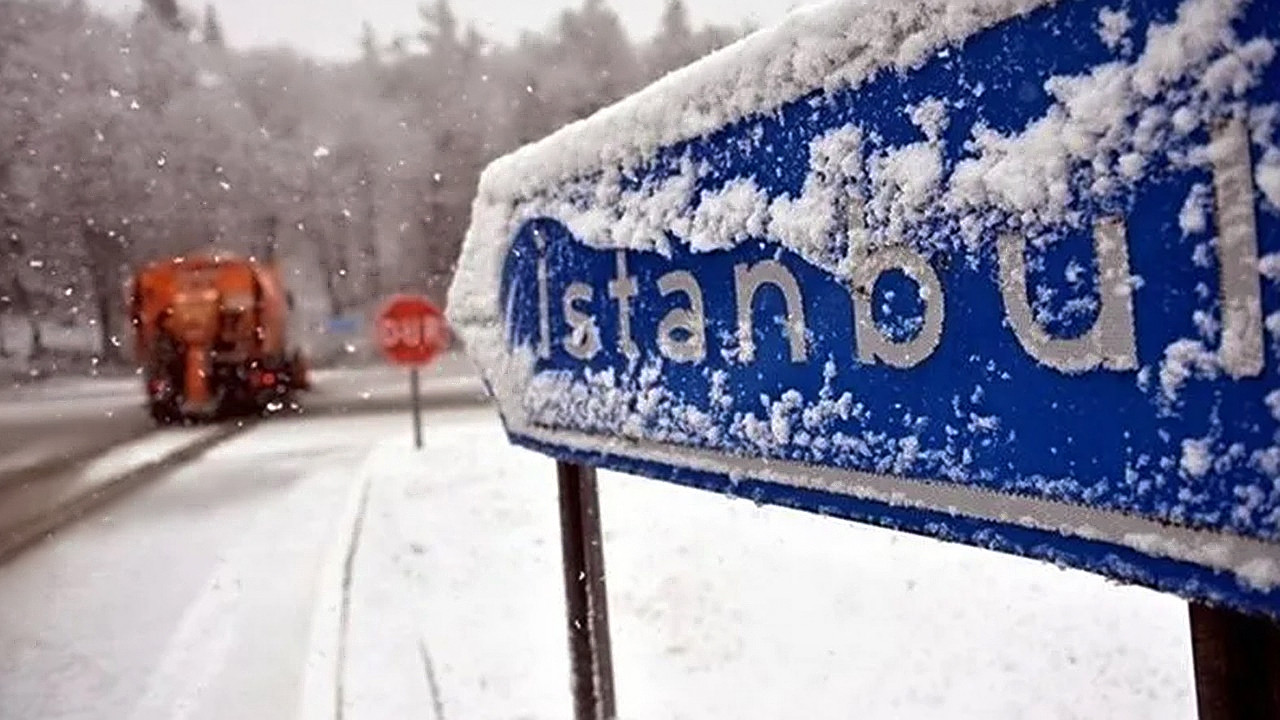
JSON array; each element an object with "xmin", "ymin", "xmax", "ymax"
[{"xmin": 0, "ymin": 352, "xmax": 485, "ymax": 483}]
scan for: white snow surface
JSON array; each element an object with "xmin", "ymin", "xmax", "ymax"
[
  {"xmin": 0, "ymin": 414, "xmax": 412, "ymax": 720},
  {"xmin": 1097, "ymin": 7, "xmax": 1133, "ymax": 50},
  {"xmin": 339, "ymin": 407, "xmax": 1196, "ymax": 720},
  {"xmin": 475, "ymin": 0, "xmax": 1055, "ymax": 204},
  {"xmin": 1260, "ymin": 148, "xmax": 1280, "ymax": 207}
]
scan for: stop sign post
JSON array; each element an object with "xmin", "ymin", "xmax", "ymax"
[{"xmin": 376, "ymin": 294, "xmax": 448, "ymax": 449}]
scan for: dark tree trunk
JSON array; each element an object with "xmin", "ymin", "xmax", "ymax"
[
  {"xmin": 311, "ymin": 229, "xmax": 344, "ymax": 319},
  {"xmin": 259, "ymin": 213, "xmax": 280, "ymax": 263},
  {"xmin": 2, "ymin": 228, "xmax": 46, "ymax": 359},
  {"xmin": 80, "ymin": 223, "xmax": 125, "ymax": 365},
  {"xmin": 358, "ymin": 159, "xmax": 382, "ymax": 300},
  {"xmin": 92, "ymin": 279, "xmax": 117, "ymax": 363},
  {"xmin": 28, "ymin": 313, "xmax": 43, "ymax": 359}
]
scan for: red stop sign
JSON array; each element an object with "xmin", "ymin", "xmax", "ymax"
[{"xmin": 376, "ymin": 294, "xmax": 448, "ymax": 367}]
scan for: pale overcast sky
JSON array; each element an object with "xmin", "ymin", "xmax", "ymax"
[{"xmin": 88, "ymin": 0, "xmax": 811, "ymax": 61}]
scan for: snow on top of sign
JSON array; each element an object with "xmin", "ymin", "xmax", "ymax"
[
  {"xmin": 476, "ymin": 0, "xmax": 1054, "ymax": 204},
  {"xmin": 453, "ymin": 0, "xmax": 1279, "ymax": 341},
  {"xmin": 465, "ymin": 0, "xmax": 1276, "ymax": 281},
  {"xmin": 1260, "ymin": 150, "xmax": 1280, "ymax": 207},
  {"xmin": 1178, "ymin": 183, "xmax": 1212, "ymax": 235},
  {"xmin": 1097, "ymin": 7, "xmax": 1133, "ymax": 51}
]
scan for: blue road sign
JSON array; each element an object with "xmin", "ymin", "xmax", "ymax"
[
  {"xmin": 326, "ymin": 315, "xmax": 361, "ymax": 335},
  {"xmin": 450, "ymin": 0, "xmax": 1280, "ymax": 616}
]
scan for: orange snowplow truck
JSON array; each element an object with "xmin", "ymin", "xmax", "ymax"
[{"xmin": 127, "ymin": 252, "xmax": 310, "ymax": 423}]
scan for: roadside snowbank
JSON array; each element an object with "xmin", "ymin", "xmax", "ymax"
[{"xmin": 335, "ymin": 407, "xmax": 1195, "ymax": 720}]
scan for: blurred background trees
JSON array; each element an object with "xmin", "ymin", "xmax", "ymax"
[{"xmin": 0, "ymin": 0, "xmax": 740, "ymax": 371}]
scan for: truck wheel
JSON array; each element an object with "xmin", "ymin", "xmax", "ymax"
[
  {"xmin": 290, "ymin": 351, "xmax": 311, "ymax": 391},
  {"xmin": 149, "ymin": 400, "xmax": 181, "ymax": 425}
]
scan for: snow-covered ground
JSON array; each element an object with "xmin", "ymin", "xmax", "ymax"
[
  {"xmin": 0, "ymin": 413, "xmax": 413, "ymax": 720},
  {"xmin": 0, "ymin": 405, "xmax": 1196, "ymax": 720},
  {"xmin": 345, "ymin": 406, "xmax": 1196, "ymax": 720}
]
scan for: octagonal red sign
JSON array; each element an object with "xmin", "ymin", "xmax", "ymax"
[{"xmin": 375, "ymin": 294, "xmax": 447, "ymax": 367}]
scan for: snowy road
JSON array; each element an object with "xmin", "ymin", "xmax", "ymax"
[
  {"xmin": 0, "ymin": 403, "xmax": 1199, "ymax": 720},
  {"xmin": 0, "ymin": 413, "xmax": 412, "ymax": 720},
  {"xmin": 0, "ymin": 353, "xmax": 483, "ymax": 482}
]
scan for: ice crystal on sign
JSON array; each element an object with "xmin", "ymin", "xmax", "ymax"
[
  {"xmin": 1179, "ymin": 183, "xmax": 1211, "ymax": 234},
  {"xmin": 1098, "ymin": 8, "xmax": 1133, "ymax": 50},
  {"xmin": 1181, "ymin": 437, "xmax": 1214, "ymax": 478},
  {"xmin": 1259, "ymin": 149, "xmax": 1280, "ymax": 209}
]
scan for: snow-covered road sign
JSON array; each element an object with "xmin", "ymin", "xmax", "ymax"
[{"xmin": 450, "ymin": 0, "xmax": 1280, "ymax": 616}]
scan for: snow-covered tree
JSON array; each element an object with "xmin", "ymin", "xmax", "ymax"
[
  {"xmin": 0, "ymin": 0, "xmax": 744, "ymax": 371},
  {"xmin": 202, "ymin": 4, "xmax": 224, "ymax": 48},
  {"xmin": 648, "ymin": 0, "xmax": 697, "ymax": 78},
  {"xmin": 142, "ymin": 0, "xmax": 186, "ymax": 32}
]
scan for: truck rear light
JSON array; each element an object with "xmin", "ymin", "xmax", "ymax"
[{"xmin": 260, "ymin": 371, "xmax": 277, "ymax": 387}]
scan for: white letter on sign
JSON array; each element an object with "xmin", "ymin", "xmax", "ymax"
[
  {"xmin": 850, "ymin": 245, "xmax": 945, "ymax": 369},
  {"xmin": 657, "ymin": 271, "xmax": 707, "ymax": 363},
  {"xmin": 379, "ymin": 319, "xmax": 400, "ymax": 348},
  {"xmin": 563, "ymin": 282, "xmax": 601, "ymax": 360},
  {"xmin": 734, "ymin": 260, "xmax": 808, "ymax": 364},
  {"xmin": 608, "ymin": 252, "xmax": 640, "ymax": 360},
  {"xmin": 536, "ymin": 227, "xmax": 552, "ymax": 360},
  {"xmin": 998, "ymin": 218, "xmax": 1138, "ymax": 374},
  {"xmin": 1211, "ymin": 117, "xmax": 1265, "ymax": 379}
]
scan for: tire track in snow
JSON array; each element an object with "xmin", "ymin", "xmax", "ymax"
[
  {"xmin": 418, "ymin": 638, "xmax": 447, "ymax": 720},
  {"xmin": 334, "ymin": 470, "xmax": 374, "ymax": 720}
]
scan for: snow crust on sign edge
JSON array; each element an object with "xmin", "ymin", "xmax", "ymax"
[
  {"xmin": 446, "ymin": 0, "xmax": 1056, "ymax": 421},
  {"xmin": 479, "ymin": 0, "xmax": 1054, "ymax": 203}
]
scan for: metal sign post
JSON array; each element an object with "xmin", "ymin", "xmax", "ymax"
[
  {"xmin": 1190, "ymin": 603, "xmax": 1280, "ymax": 719},
  {"xmin": 556, "ymin": 461, "xmax": 616, "ymax": 720},
  {"xmin": 410, "ymin": 367, "xmax": 423, "ymax": 450}
]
